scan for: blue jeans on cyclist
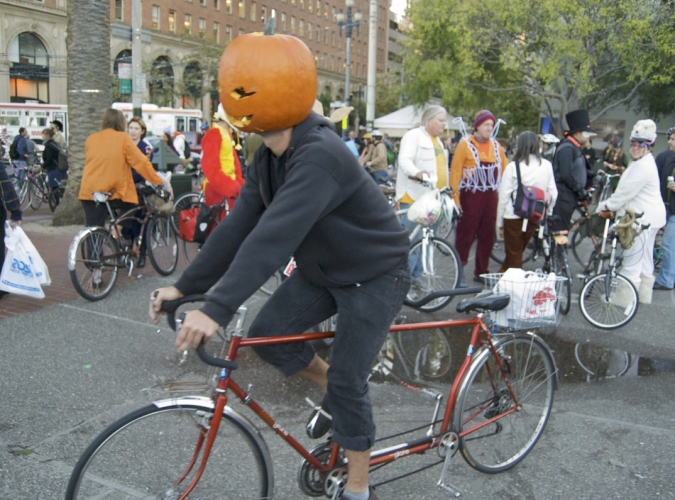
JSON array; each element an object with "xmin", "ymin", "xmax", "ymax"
[
  {"xmin": 247, "ymin": 258, "xmax": 410, "ymax": 452},
  {"xmin": 656, "ymin": 213, "xmax": 675, "ymax": 289}
]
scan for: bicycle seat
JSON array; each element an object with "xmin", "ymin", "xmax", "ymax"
[{"xmin": 456, "ymin": 291, "xmax": 510, "ymax": 314}]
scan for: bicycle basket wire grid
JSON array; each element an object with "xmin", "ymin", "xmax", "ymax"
[{"xmin": 481, "ymin": 271, "xmax": 567, "ymax": 330}]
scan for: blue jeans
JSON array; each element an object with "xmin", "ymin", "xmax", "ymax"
[
  {"xmin": 656, "ymin": 213, "xmax": 675, "ymax": 288},
  {"xmin": 247, "ymin": 258, "xmax": 410, "ymax": 452}
]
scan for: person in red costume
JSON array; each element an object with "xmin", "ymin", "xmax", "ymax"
[{"xmin": 200, "ymin": 104, "xmax": 245, "ymax": 207}]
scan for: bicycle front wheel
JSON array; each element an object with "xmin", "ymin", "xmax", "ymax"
[
  {"xmin": 579, "ymin": 273, "xmax": 638, "ymax": 329},
  {"xmin": 68, "ymin": 228, "xmax": 120, "ymax": 301},
  {"xmin": 65, "ymin": 402, "xmax": 273, "ymax": 499},
  {"xmin": 551, "ymin": 245, "xmax": 572, "ymax": 315},
  {"xmin": 48, "ymin": 187, "xmax": 64, "ymax": 212},
  {"xmin": 29, "ymin": 181, "xmax": 44, "ymax": 210},
  {"xmin": 259, "ymin": 269, "xmax": 285, "ymax": 296},
  {"xmin": 454, "ymin": 334, "xmax": 556, "ymax": 473},
  {"xmin": 408, "ymin": 236, "xmax": 461, "ymax": 312},
  {"xmin": 147, "ymin": 215, "xmax": 179, "ymax": 275},
  {"xmin": 396, "ymin": 328, "xmax": 451, "ymax": 379}
]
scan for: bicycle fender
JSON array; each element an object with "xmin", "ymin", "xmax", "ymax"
[{"xmin": 67, "ymin": 226, "xmax": 109, "ymax": 271}]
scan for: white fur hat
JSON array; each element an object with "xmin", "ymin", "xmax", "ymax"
[{"xmin": 630, "ymin": 119, "xmax": 657, "ymax": 144}]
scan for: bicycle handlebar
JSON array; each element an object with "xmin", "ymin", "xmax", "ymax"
[{"xmin": 161, "ymin": 294, "xmax": 238, "ymax": 370}]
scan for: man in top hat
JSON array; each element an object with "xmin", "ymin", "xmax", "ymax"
[{"xmin": 551, "ymin": 108, "xmax": 594, "ymax": 232}]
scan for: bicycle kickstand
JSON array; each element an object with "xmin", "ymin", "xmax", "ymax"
[{"xmin": 436, "ymin": 433, "xmax": 461, "ymax": 497}]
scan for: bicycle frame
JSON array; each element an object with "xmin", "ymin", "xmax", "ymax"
[{"xmin": 171, "ymin": 313, "xmax": 525, "ymax": 496}]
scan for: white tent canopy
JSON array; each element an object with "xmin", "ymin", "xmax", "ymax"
[{"xmin": 373, "ymin": 105, "xmax": 462, "ymax": 138}]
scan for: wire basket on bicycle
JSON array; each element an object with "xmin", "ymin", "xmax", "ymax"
[{"xmin": 481, "ymin": 270, "xmax": 568, "ymax": 330}]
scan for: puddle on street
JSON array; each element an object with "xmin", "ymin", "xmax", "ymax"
[{"xmin": 367, "ymin": 325, "xmax": 675, "ymax": 388}]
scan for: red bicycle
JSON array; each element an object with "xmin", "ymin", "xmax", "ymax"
[{"xmin": 66, "ymin": 290, "xmax": 557, "ymax": 499}]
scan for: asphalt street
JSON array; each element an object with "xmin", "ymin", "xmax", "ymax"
[{"xmin": 1, "ymin": 233, "xmax": 675, "ymax": 499}]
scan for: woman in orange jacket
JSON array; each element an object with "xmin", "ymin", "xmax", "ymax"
[{"xmin": 79, "ymin": 108, "xmax": 165, "ymax": 228}]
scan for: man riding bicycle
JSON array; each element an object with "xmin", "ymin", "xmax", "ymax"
[{"xmin": 150, "ymin": 30, "xmax": 410, "ymax": 500}]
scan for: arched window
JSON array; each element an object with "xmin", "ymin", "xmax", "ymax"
[
  {"xmin": 8, "ymin": 32, "xmax": 50, "ymax": 103},
  {"xmin": 149, "ymin": 56, "xmax": 175, "ymax": 107},
  {"xmin": 113, "ymin": 50, "xmax": 132, "ymax": 102},
  {"xmin": 181, "ymin": 61, "xmax": 203, "ymax": 108}
]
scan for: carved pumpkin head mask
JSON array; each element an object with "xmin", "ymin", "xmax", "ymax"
[{"xmin": 218, "ymin": 32, "xmax": 318, "ymax": 133}]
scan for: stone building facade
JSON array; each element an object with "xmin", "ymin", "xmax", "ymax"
[{"xmin": 0, "ymin": 0, "xmax": 391, "ymax": 117}]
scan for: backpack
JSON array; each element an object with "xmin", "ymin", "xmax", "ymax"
[
  {"xmin": 9, "ymin": 136, "xmax": 20, "ymax": 160},
  {"xmin": 50, "ymin": 143, "xmax": 69, "ymax": 171},
  {"xmin": 512, "ymin": 161, "xmax": 551, "ymax": 225}
]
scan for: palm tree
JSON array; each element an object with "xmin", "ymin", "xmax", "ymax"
[{"xmin": 53, "ymin": 0, "xmax": 112, "ymax": 225}]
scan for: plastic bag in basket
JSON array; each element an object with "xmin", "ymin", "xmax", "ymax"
[{"xmin": 491, "ymin": 268, "xmax": 557, "ymax": 327}]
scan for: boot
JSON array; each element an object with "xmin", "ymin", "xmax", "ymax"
[
  {"xmin": 638, "ymin": 274, "xmax": 655, "ymax": 304},
  {"xmin": 612, "ymin": 279, "xmax": 637, "ymax": 310}
]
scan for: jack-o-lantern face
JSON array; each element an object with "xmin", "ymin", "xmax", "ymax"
[{"xmin": 218, "ymin": 33, "xmax": 318, "ymax": 133}]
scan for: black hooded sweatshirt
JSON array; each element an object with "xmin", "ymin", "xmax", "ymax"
[{"xmin": 174, "ymin": 112, "xmax": 410, "ymax": 326}]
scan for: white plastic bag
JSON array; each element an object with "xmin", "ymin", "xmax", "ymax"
[
  {"xmin": 10, "ymin": 224, "xmax": 50, "ymax": 285},
  {"xmin": 0, "ymin": 225, "xmax": 45, "ymax": 299},
  {"xmin": 408, "ymin": 189, "xmax": 442, "ymax": 227},
  {"xmin": 492, "ymin": 269, "xmax": 557, "ymax": 328}
]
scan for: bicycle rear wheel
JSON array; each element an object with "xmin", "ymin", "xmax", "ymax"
[
  {"xmin": 147, "ymin": 215, "xmax": 179, "ymax": 275},
  {"xmin": 579, "ymin": 273, "xmax": 638, "ymax": 329},
  {"xmin": 396, "ymin": 328, "xmax": 451, "ymax": 379},
  {"xmin": 172, "ymin": 192, "xmax": 201, "ymax": 233},
  {"xmin": 68, "ymin": 228, "xmax": 119, "ymax": 301},
  {"xmin": 65, "ymin": 402, "xmax": 273, "ymax": 499},
  {"xmin": 454, "ymin": 334, "xmax": 555, "ymax": 473},
  {"xmin": 408, "ymin": 236, "xmax": 461, "ymax": 312},
  {"xmin": 182, "ymin": 237, "xmax": 202, "ymax": 265},
  {"xmin": 570, "ymin": 221, "xmax": 600, "ymax": 268}
]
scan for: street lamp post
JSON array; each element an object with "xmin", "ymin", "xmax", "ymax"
[{"xmin": 336, "ymin": 0, "xmax": 362, "ymax": 138}]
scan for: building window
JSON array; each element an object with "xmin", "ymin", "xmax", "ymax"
[
  {"xmin": 238, "ymin": 28, "xmax": 245, "ymax": 36},
  {"xmin": 307, "ymin": 22, "xmax": 312, "ymax": 39},
  {"xmin": 324, "ymin": 2, "xmax": 329, "ymax": 18},
  {"xmin": 214, "ymin": 0, "xmax": 220, "ymax": 9},
  {"xmin": 152, "ymin": 6, "xmax": 160, "ymax": 29},
  {"xmin": 260, "ymin": 5, "xmax": 267, "ymax": 23},
  {"xmin": 324, "ymin": 26, "xmax": 328, "ymax": 44},
  {"xmin": 226, "ymin": 25, "xmax": 232, "ymax": 42},
  {"xmin": 316, "ymin": 0, "xmax": 320, "ymax": 16},
  {"xmin": 308, "ymin": 0, "xmax": 312, "ymax": 12},
  {"xmin": 290, "ymin": 16, "xmax": 295, "ymax": 34},
  {"xmin": 200, "ymin": 0, "xmax": 206, "ymax": 5},
  {"xmin": 168, "ymin": 11, "xmax": 176, "ymax": 33},
  {"xmin": 250, "ymin": 2, "xmax": 256, "ymax": 21},
  {"xmin": 184, "ymin": 14, "xmax": 192, "ymax": 34},
  {"xmin": 299, "ymin": 19, "xmax": 304, "ymax": 36},
  {"xmin": 291, "ymin": 0, "xmax": 295, "ymax": 5},
  {"xmin": 199, "ymin": 18, "xmax": 206, "ymax": 37},
  {"xmin": 213, "ymin": 21, "xmax": 220, "ymax": 42},
  {"xmin": 226, "ymin": 0, "xmax": 233, "ymax": 14},
  {"xmin": 186, "ymin": 0, "xmax": 192, "ymax": 3},
  {"xmin": 8, "ymin": 33, "xmax": 50, "ymax": 103},
  {"xmin": 238, "ymin": 0, "xmax": 245, "ymax": 18},
  {"xmin": 300, "ymin": 0, "xmax": 304, "ymax": 9},
  {"xmin": 315, "ymin": 24, "xmax": 320, "ymax": 41},
  {"xmin": 115, "ymin": 0, "xmax": 123, "ymax": 20},
  {"xmin": 331, "ymin": 30, "xmax": 335, "ymax": 47},
  {"xmin": 280, "ymin": 12, "xmax": 286, "ymax": 31}
]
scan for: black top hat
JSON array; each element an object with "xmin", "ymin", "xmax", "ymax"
[{"xmin": 565, "ymin": 109, "xmax": 591, "ymax": 134}]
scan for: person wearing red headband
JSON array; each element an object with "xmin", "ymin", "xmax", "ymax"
[{"xmin": 450, "ymin": 110, "xmax": 508, "ymax": 284}]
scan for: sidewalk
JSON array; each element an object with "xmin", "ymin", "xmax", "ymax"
[{"xmin": 0, "ymin": 204, "xmax": 186, "ymax": 320}]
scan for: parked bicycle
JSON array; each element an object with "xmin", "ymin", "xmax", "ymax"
[
  {"xmin": 65, "ymin": 290, "xmax": 557, "ymax": 499},
  {"xmin": 402, "ymin": 184, "xmax": 462, "ymax": 312},
  {"xmin": 68, "ymin": 185, "xmax": 178, "ymax": 301},
  {"xmin": 578, "ymin": 212, "xmax": 649, "ymax": 329}
]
